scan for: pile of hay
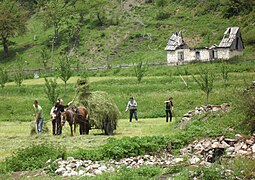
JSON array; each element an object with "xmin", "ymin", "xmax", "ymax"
[
  {"xmin": 30, "ymin": 121, "xmax": 49, "ymax": 135},
  {"xmin": 78, "ymin": 91, "xmax": 120, "ymax": 130}
]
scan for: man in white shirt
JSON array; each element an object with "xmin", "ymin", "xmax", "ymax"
[
  {"xmin": 33, "ymin": 100, "xmax": 44, "ymax": 134},
  {"xmin": 125, "ymin": 97, "xmax": 138, "ymax": 122}
]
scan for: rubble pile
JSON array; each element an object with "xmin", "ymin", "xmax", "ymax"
[{"xmin": 49, "ymin": 134, "xmax": 255, "ymax": 177}]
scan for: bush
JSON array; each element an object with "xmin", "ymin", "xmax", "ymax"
[
  {"xmin": 155, "ymin": 12, "xmax": 170, "ymax": 20},
  {"xmin": 0, "ymin": 68, "xmax": 8, "ymax": 88},
  {"xmin": 72, "ymin": 136, "xmax": 170, "ymax": 160},
  {"xmin": 116, "ymin": 165, "xmax": 161, "ymax": 179},
  {"xmin": 243, "ymin": 29, "xmax": 255, "ymax": 46},
  {"xmin": 239, "ymin": 83, "xmax": 255, "ymax": 134},
  {"xmin": 193, "ymin": 166, "xmax": 225, "ymax": 179},
  {"xmin": 4, "ymin": 144, "xmax": 66, "ymax": 172}
]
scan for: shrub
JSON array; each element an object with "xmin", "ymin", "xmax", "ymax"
[
  {"xmin": 44, "ymin": 77, "xmax": 59, "ymax": 105},
  {"xmin": 238, "ymin": 83, "xmax": 255, "ymax": 134},
  {"xmin": 243, "ymin": 29, "xmax": 255, "ymax": 46},
  {"xmin": 0, "ymin": 68, "xmax": 8, "ymax": 88},
  {"xmin": 155, "ymin": 12, "xmax": 170, "ymax": 20},
  {"xmin": 71, "ymin": 136, "xmax": 170, "ymax": 160},
  {"xmin": 193, "ymin": 166, "xmax": 225, "ymax": 179},
  {"xmin": 116, "ymin": 165, "xmax": 161, "ymax": 179},
  {"xmin": 4, "ymin": 144, "xmax": 66, "ymax": 172}
]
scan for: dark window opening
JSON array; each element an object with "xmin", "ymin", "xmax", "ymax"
[
  {"xmin": 195, "ymin": 51, "xmax": 200, "ymax": 60},
  {"xmin": 212, "ymin": 50, "xmax": 218, "ymax": 59},
  {"xmin": 178, "ymin": 51, "xmax": 184, "ymax": 61},
  {"xmin": 236, "ymin": 37, "xmax": 239, "ymax": 50}
]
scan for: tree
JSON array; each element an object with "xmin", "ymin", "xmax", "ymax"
[
  {"xmin": 62, "ymin": 7, "xmax": 82, "ymax": 57},
  {"xmin": 57, "ymin": 55, "xmax": 73, "ymax": 95},
  {"xmin": 192, "ymin": 67, "xmax": 215, "ymax": 105},
  {"xmin": 0, "ymin": 67, "xmax": 9, "ymax": 88},
  {"xmin": 0, "ymin": 0, "xmax": 28, "ymax": 57},
  {"xmin": 13, "ymin": 63, "xmax": 24, "ymax": 87},
  {"xmin": 133, "ymin": 59, "xmax": 148, "ymax": 94},
  {"xmin": 40, "ymin": 47, "xmax": 51, "ymax": 70},
  {"xmin": 39, "ymin": 0, "xmax": 69, "ymax": 44},
  {"xmin": 220, "ymin": 60, "xmax": 229, "ymax": 87},
  {"xmin": 44, "ymin": 77, "xmax": 59, "ymax": 105},
  {"xmin": 222, "ymin": 0, "xmax": 254, "ymax": 18}
]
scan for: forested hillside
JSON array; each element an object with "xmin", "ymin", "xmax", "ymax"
[{"xmin": 0, "ymin": 0, "xmax": 255, "ymax": 69}]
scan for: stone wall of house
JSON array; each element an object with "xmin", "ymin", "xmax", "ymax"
[
  {"xmin": 167, "ymin": 47, "xmax": 243, "ymax": 65},
  {"xmin": 217, "ymin": 48, "xmax": 230, "ymax": 59},
  {"xmin": 192, "ymin": 49, "xmax": 210, "ymax": 62},
  {"xmin": 166, "ymin": 51, "xmax": 178, "ymax": 64},
  {"xmin": 167, "ymin": 49, "xmax": 211, "ymax": 65},
  {"xmin": 229, "ymin": 50, "xmax": 243, "ymax": 59}
]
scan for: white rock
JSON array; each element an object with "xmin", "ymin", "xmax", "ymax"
[
  {"xmin": 173, "ymin": 158, "xmax": 184, "ymax": 164},
  {"xmin": 226, "ymin": 147, "xmax": 235, "ymax": 152},
  {"xmin": 221, "ymin": 141, "xmax": 230, "ymax": 148},
  {"xmin": 242, "ymin": 143, "xmax": 248, "ymax": 150},
  {"xmin": 98, "ymin": 165, "xmax": 107, "ymax": 172},
  {"xmin": 55, "ymin": 167, "xmax": 66, "ymax": 175},
  {"xmin": 252, "ymin": 144, "xmax": 255, "ymax": 153},
  {"xmin": 212, "ymin": 142, "xmax": 226, "ymax": 148},
  {"xmin": 83, "ymin": 173, "xmax": 95, "ymax": 177},
  {"xmin": 246, "ymin": 139, "xmax": 254, "ymax": 145},
  {"xmin": 236, "ymin": 150, "xmax": 248, "ymax": 156},
  {"xmin": 78, "ymin": 170, "xmax": 85, "ymax": 176},
  {"xmin": 138, "ymin": 159, "xmax": 144, "ymax": 164},
  {"xmin": 202, "ymin": 141, "xmax": 212, "ymax": 149},
  {"xmin": 91, "ymin": 164, "xmax": 101, "ymax": 169},
  {"xmin": 234, "ymin": 143, "xmax": 243, "ymax": 152},
  {"xmin": 94, "ymin": 169, "xmax": 102, "ymax": 175},
  {"xmin": 235, "ymin": 134, "xmax": 242, "ymax": 138},
  {"xmin": 67, "ymin": 157, "xmax": 75, "ymax": 161},
  {"xmin": 189, "ymin": 157, "xmax": 200, "ymax": 165}
]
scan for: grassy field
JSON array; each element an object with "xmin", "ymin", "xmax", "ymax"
[
  {"xmin": 1, "ymin": 60, "xmax": 254, "ymax": 121},
  {"xmin": 0, "ymin": 60, "xmax": 254, "ymax": 179},
  {"xmin": 0, "ymin": 118, "xmax": 176, "ymax": 161}
]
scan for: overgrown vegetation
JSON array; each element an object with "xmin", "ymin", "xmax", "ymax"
[
  {"xmin": 0, "ymin": 68, "xmax": 8, "ymax": 88},
  {"xmin": 192, "ymin": 66, "xmax": 215, "ymax": 104},
  {"xmin": 44, "ymin": 77, "xmax": 59, "ymax": 105},
  {"xmin": 4, "ymin": 144, "xmax": 66, "ymax": 172},
  {"xmin": 0, "ymin": 0, "xmax": 255, "ymax": 68},
  {"xmin": 71, "ymin": 136, "xmax": 170, "ymax": 160}
]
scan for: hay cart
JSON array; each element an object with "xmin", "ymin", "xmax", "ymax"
[{"xmin": 78, "ymin": 88, "xmax": 120, "ymax": 135}]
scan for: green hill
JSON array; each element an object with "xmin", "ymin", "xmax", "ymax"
[{"xmin": 0, "ymin": 0, "xmax": 255, "ymax": 69}]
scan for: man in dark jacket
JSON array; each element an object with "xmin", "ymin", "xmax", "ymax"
[
  {"xmin": 56, "ymin": 99, "xmax": 72, "ymax": 135},
  {"xmin": 165, "ymin": 97, "xmax": 174, "ymax": 122}
]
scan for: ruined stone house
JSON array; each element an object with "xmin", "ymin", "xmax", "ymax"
[{"xmin": 164, "ymin": 27, "xmax": 244, "ymax": 65}]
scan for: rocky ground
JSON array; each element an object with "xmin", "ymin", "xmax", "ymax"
[
  {"xmin": 47, "ymin": 134, "xmax": 255, "ymax": 178},
  {"xmin": 46, "ymin": 102, "xmax": 255, "ymax": 178}
]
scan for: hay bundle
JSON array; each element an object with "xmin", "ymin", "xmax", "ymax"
[
  {"xmin": 30, "ymin": 121, "xmax": 49, "ymax": 135},
  {"xmin": 79, "ymin": 91, "xmax": 120, "ymax": 131}
]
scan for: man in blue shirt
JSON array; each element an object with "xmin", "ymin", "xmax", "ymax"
[{"xmin": 125, "ymin": 97, "xmax": 138, "ymax": 122}]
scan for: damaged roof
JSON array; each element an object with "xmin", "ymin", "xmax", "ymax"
[
  {"xmin": 164, "ymin": 31, "xmax": 186, "ymax": 51},
  {"xmin": 218, "ymin": 27, "xmax": 242, "ymax": 48}
]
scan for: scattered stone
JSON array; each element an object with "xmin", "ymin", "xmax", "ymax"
[{"xmin": 51, "ymin": 134, "xmax": 255, "ymax": 177}]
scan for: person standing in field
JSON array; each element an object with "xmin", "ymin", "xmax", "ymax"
[
  {"xmin": 55, "ymin": 99, "xmax": 72, "ymax": 135},
  {"xmin": 33, "ymin": 100, "xmax": 44, "ymax": 134},
  {"xmin": 50, "ymin": 100, "xmax": 59, "ymax": 135},
  {"xmin": 165, "ymin": 97, "xmax": 174, "ymax": 122},
  {"xmin": 125, "ymin": 97, "xmax": 138, "ymax": 122}
]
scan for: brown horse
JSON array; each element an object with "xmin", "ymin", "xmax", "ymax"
[{"xmin": 61, "ymin": 106, "xmax": 89, "ymax": 136}]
